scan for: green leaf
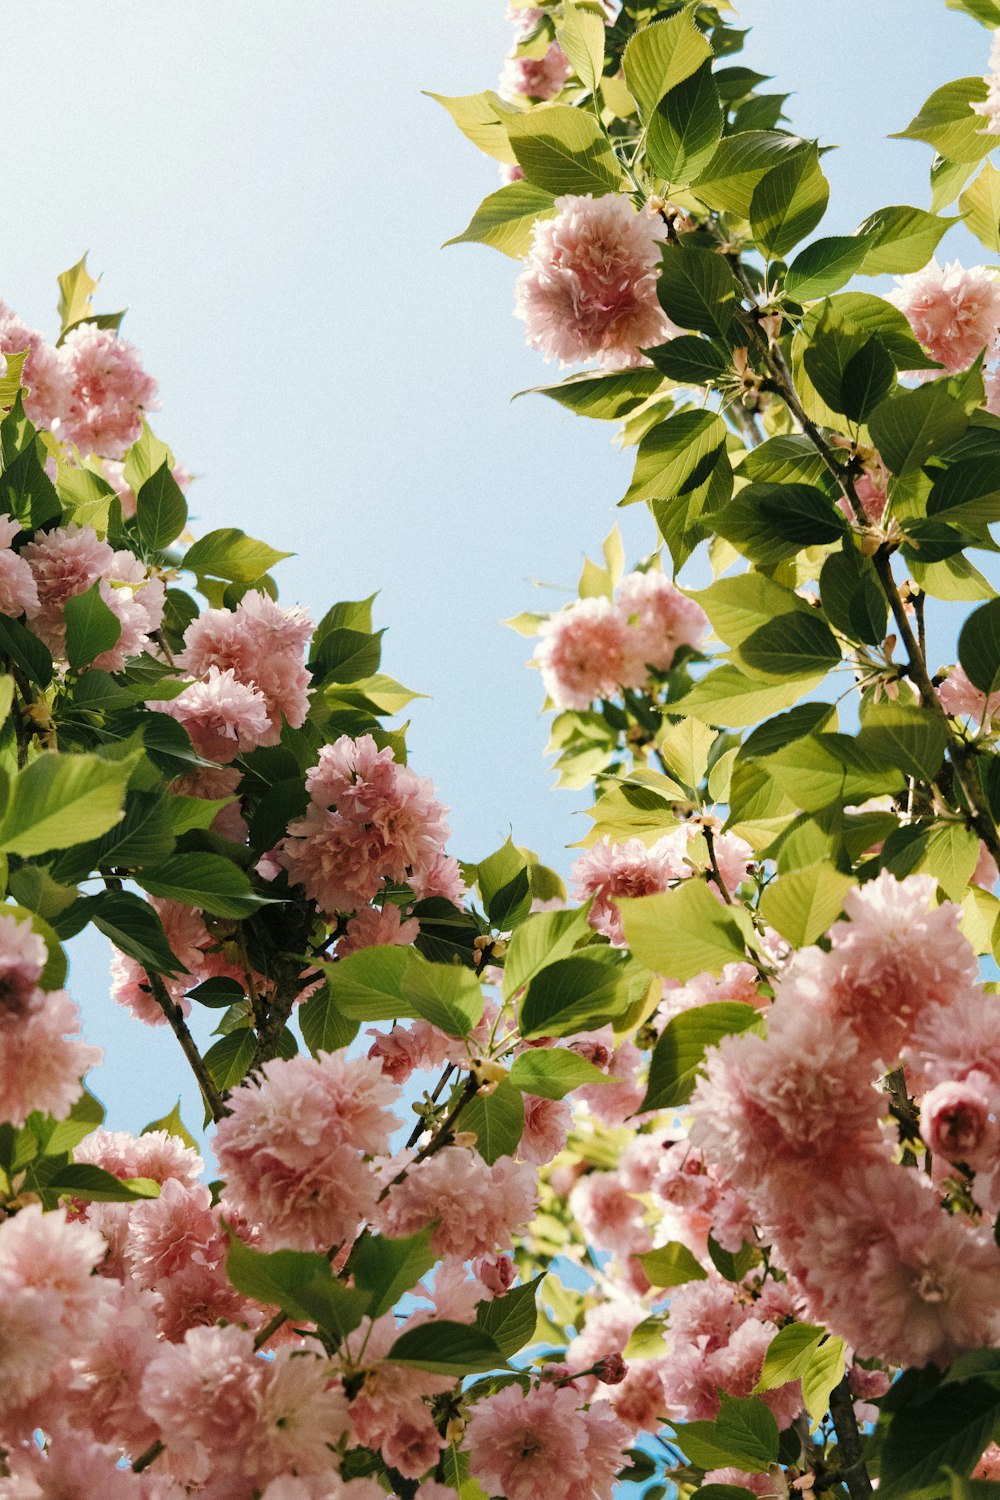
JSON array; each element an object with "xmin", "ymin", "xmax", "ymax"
[
  {"xmin": 299, "ymin": 982, "xmax": 359, "ymax": 1056},
  {"xmin": 518, "ymin": 369, "xmax": 664, "ymax": 420},
  {"xmin": 640, "ymin": 1000, "xmax": 762, "ymax": 1111},
  {"xmin": 84, "ymin": 889, "xmax": 186, "ymax": 976},
  {"xmin": 759, "ymin": 862, "xmax": 852, "ymax": 946},
  {"xmin": 858, "ymin": 699, "xmax": 949, "ymax": 781},
  {"xmin": 122, "ymin": 420, "xmax": 175, "ymax": 495},
  {"xmin": 620, "ymin": 879, "xmax": 748, "ymax": 983},
  {"xmin": 801, "ymin": 1338, "xmax": 848, "ymax": 1429},
  {"xmin": 639, "ymin": 1241, "xmax": 708, "ymax": 1288},
  {"xmin": 424, "ymin": 90, "xmax": 521, "ymax": 166},
  {"xmin": 749, "ymin": 144, "xmax": 829, "ymax": 259},
  {"xmin": 519, "ymin": 954, "xmax": 636, "ymax": 1038},
  {"xmin": 48, "ymin": 1163, "xmax": 160, "ymax": 1202},
  {"xmin": 675, "ymin": 1394, "xmax": 779, "ymax": 1474},
  {"xmin": 139, "ymin": 853, "xmax": 276, "ymax": 918},
  {"xmin": 462, "ymin": 1079, "xmax": 525, "ymax": 1164},
  {"xmin": 226, "ymin": 1235, "xmax": 370, "ymax": 1338},
  {"xmin": 506, "ymin": 105, "xmax": 624, "ymax": 196},
  {"xmin": 476, "ymin": 837, "xmax": 533, "ymax": 927},
  {"xmin": 672, "ymin": 666, "xmax": 826, "ymax": 727},
  {"xmin": 707, "ymin": 1235, "xmax": 758, "ymax": 1282},
  {"xmin": 713, "ymin": 481, "xmax": 846, "ymax": 564},
  {"xmin": 0, "ymin": 441, "xmax": 62, "ymax": 529},
  {"xmin": 501, "ymin": 905, "xmax": 591, "ymax": 1000},
  {"xmin": 755, "ymin": 1323, "xmax": 845, "ymax": 1427},
  {"xmin": 657, "ymin": 245, "xmax": 737, "ymax": 339},
  {"xmin": 840, "ymin": 338, "xmax": 897, "ymax": 423},
  {"xmin": 326, "ymin": 946, "xmax": 485, "ymax": 1037},
  {"xmin": 927, "ymin": 455, "xmax": 1000, "ymax": 526},
  {"xmin": 350, "ymin": 1228, "xmax": 437, "ymax": 1321},
  {"xmin": 856, "ymin": 204, "xmax": 961, "ymax": 274},
  {"xmin": 646, "ymin": 335, "xmax": 728, "ymax": 385},
  {"xmin": 557, "ymin": 2, "xmax": 605, "ymax": 93},
  {"xmin": 183, "ymin": 528, "xmax": 291, "ymax": 585},
  {"xmin": 736, "ymin": 611, "xmax": 841, "ymax": 683},
  {"xmin": 960, "ymin": 160, "xmax": 1000, "ymax": 252},
  {"xmin": 311, "ymin": 626, "xmax": 384, "ymax": 684},
  {"xmin": 0, "ymin": 617, "xmax": 53, "ymax": 689},
  {"xmin": 385, "ymin": 1321, "xmax": 506, "ymax": 1377},
  {"xmin": 56, "ymin": 255, "xmax": 98, "ymax": 335},
  {"xmin": 893, "ymin": 77, "xmax": 993, "ymax": 163},
  {"xmin": 0, "ymin": 751, "xmax": 134, "ymax": 857},
  {"xmin": 203, "ymin": 1029, "xmax": 256, "ymax": 1092},
  {"xmin": 879, "ymin": 1380, "xmax": 1000, "ymax": 1500},
  {"xmin": 785, "ymin": 234, "xmax": 874, "ymax": 300},
  {"xmin": 476, "ymin": 1274, "xmax": 543, "ymax": 1357},
  {"xmin": 509, "ymin": 1046, "xmax": 612, "ymax": 1099},
  {"xmin": 43, "ymin": 1086, "xmax": 105, "ymax": 1155},
  {"xmin": 445, "ymin": 181, "xmax": 557, "ymax": 259},
  {"xmin": 959, "ymin": 597, "xmax": 1000, "ymax": 695},
  {"xmin": 820, "ymin": 544, "xmax": 888, "ymax": 646},
  {"xmin": 691, "ymin": 130, "xmax": 810, "ymax": 218},
  {"xmin": 622, "ymin": 409, "xmax": 727, "ymax": 506},
  {"xmin": 398, "ymin": 953, "xmax": 485, "ymax": 1037},
  {"xmin": 142, "ymin": 1100, "xmax": 198, "ymax": 1152},
  {"xmin": 622, "ymin": 9, "xmax": 711, "ymax": 120},
  {"xmin": 646, "ymin": 62, "xmax": 723, "ymax": 183},
  {"xmin": 136, "ymin": 461, "xmax": 188, "ymax": 550},
  {"xmin": 63, "ymin": 580, "xmax": 122, "ymax": 672}
]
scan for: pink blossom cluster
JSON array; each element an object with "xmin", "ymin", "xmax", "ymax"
[
  {"xmin": 536, "ymin": 568, "xmax": 708, "ymax": 710},
  {"xmin": 890, "ymin": 259, "xmax": 1000, "ymax": 374},
  {"xmin": 155, "ymin": 589, "xmax": 313, "ymax": 762},
  {"xmin": 689, "ymin": 872, "xmax": 1000, "ymax": 1369},
  {"xmin": 572, "ymin": 824, "xmax": 752, "ymax": 944},
  {"xmin": 19, "ymin": 521, "xmax": 165, "ymax": 666},
  {"xmin": 500, "ymin": 41, "xmax": 571, "ymax": 100},
  {"xmin": 938, "ymin": 663, "xmax": 1000, "ymax": 726},
  {"xmin": 515, "ymin": 194, "xmax": 679, "ymax": 369},
  {"xmin": 280, "ymin": 731, "xmax": 464, "ymax": 918},
  {"xmin": 0, "ymin": 300, "xmax": 157, "ymax": 456},
  {"xmin": 466, "ymin": 1381, "xmax": 629, "ymax": 1500},
  {"xmin": 0, "ymin": 913, "xmax": 101, "ymax": 1126}
]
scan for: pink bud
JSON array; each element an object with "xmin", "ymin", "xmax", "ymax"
[
  {"xmin": 473, "ymin": 1253, "xmax": 516, "ymax": 1297},
  {"xmin": 920, "ymin": 1079, "xmax": 997, "ymax": 1169},
  {"xmin": 593, "ymin": 1352, "xmax": 628, "ymax": 1385}
]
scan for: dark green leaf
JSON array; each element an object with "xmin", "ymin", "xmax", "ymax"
[
  {"xmin": 657, "ymin": 245, "xmax": 737, "ymax": 339},
  {"xmin": 462, "ymin": 1079, "xmax": 525, "ymax": 1164},
  {"xmin": 646, "ymin": 62, "xmax": 723, "ymax": 182},
  {"xmin": 63, "ymin": 581, "xmax": 121, "ymax": 672},
  {"xmin": 203, "ymin": 1029, "xmax": 256, "ymax": 1092},
  {"xmin": 750, "ymin": 144, "xmax": 829, "ymax": 258},
  {"xmin": 136, "ymin": 461, "xmax": 188, "ymax": 550},
  {"xmin": 641, "ymin": 1001, "xmax": 762, "ymax": 1111},
  {"xmin": 959, "ymin": 597, "xmax": 1000, "ymax": 695},
  {"xmin": 349, "ymin": 1228, "xmax": 437, "ymax": 1321},
  {"xmin": 140, "ymin": 853, "xmax": 277, "ymax": 918},
  {"xmin": 386, "ymin": 1320, "xmax": 506, "ymax": 1377},
  {"xmin": 519, "ymin": 954, "xmax": 635, "ymax": 1038},
  {"xmin": 476, "ymin": 1275, "xmax": 544, "ymax": 1357}
]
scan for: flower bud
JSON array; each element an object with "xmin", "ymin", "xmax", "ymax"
[
  {"xmin": 920, "ymin": 1078, "xmax": 997, "ymax": 1169},
  {"xmin": 593, "ymin": 1352, "xmax": 627, "ymax": 1385}
]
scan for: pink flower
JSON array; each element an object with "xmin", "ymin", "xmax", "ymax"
[
  {"xmin": 499, "ymin": 41, "xmax": 572, "ymax": 100},
  {"xmin": 179, "ymin": 590, "xmax": 313, "ymax": 741},
  {"xmin": 367, "ymin": 1018, "xmax": 453, "ymax": 1084},
  {"xmin": 92, "ymin": 550, "xmax": 165, "ymax": 671},
  {"xmin": 507, "ymin": 5, "xmax": 546, "ymax": 37},
  {"xmin": 515, "ymin": 194, "xmax": 676, "ymax": 369},
  {"xmin": 920, "ymin": 1078, "xmax": 997, "ymax": 1169},
  {"xmin": 500, "ymin": 161, "xmax": 526, "ymax": 184},
  {"xmin": 154, "ymin": 665, "xmax": 271, "ymax": 762},
  {"xmin": 124, "ymin": 1178, "xmax": 226, "ymax": 1288},
  {"xmin": 64, "ymin": 1287, "xmax": 163, "ymax": 1453},
  {"xmin": 0, "ymin": 517, "xmax": 38, "ymax": 619},
  {"xmin": 974, "ymin": 840, "xmax": 999, "ymax": 891},
  {"xmin": 0, "ymin": 911, "xmax": 47, "ymax": 1011},
  {"xmin": 569, "ymin": 1171, "xmax": 651, "ymax": 1261},
  {"xmin": 939, "ymin": 663, "xmax": 1000, "ymax": 725},
  {"xmin": 889, "ymin": 259, "xmax": 1000, "ymax": 373},
  {"xmin": 853, "ymin": 464, "xmax": 889, "ymax": 525},
  {"xmin": 535, "ymin": 596, "xmax": 633, "ymax": 710},
  {"xmin": 973, "ymin": 30, "xmax": 1000, "ymax": 133},
  {"xmin": 377, "ymin": 1146, "xmax": 537, "ymax": 1259},
  {"xmin": 215, "ymin": 1050, "xmax": 399, "ymax": 1251},
  {"xmin": 139, "ymin": 1324, "xmax": 262, "ymax": 1485},
  {"xmin": 618, "ymin": 571, "xmax": 708, "ymax": 680},
  {"xmin": 571, "ymin": 834, "xmax": 677, "ymax": 944},
  {"xmin": 59, "ymin": 323, "xmax": 159, "ymax": 458},
  {"xmin": 577, "ymin": 1039, "xmax": 645, "ymax": 1125},
  {"xmin": 0, "ymin": 300, "xmax": 72, "ymax": 430},
  {"xmin": 466, "ymin": 1383, "xmax": 629, "ymax": 1500},
  {"xmin": 22, "ymin": 522, "xmax": 114, "ymax": 656},
  {"xmin": 519, "ymin": 1092, "xmax": 571, "ymax": 1163},
  {"xmin": 247, "ymin": 1347, "xmax": 349, "ymax": 1484},
  {"xmin": 0, "ymin": 987, "xmax": 102, "ymax": 1127},
  {"xmin": 339, "ymin": 901, "xmax": 421, "ymax": 956},
  {"xmin": 0, "ymin": 1433, "xmax": 147, "ymax": 1499}
]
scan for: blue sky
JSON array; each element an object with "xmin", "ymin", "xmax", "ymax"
[{"xmin": 3, "ymin": 0, "xmax": 992, "ymax": 1135}]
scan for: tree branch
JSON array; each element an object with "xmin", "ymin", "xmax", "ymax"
[
  {"xmin": 829, "ymin": 1376, "xmax": 873, "ymax": 1500},
  {"xmin": 145, "ymin": 970, "xmax": 229, "ymax": 1123}
]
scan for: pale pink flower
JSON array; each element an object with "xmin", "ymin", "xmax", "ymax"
[
  {"xmin": 500, "ymin": 161, "xmax": 526, "ymax": 184},
  {"xmin": 154, "ymin": 665, "xmax": 271, "ymax": 763},
  {"xmin": 150, "ymin": 1252, "xmax": 258, "ymax": 1342},
  {"xmin": 507, "ymin": 5, "xmax": 545, "ymax": 37},
  {"xmin": 0, "ymin": 516, "xmax": 38, "ymax": 619},
  {"xmin": 535, "ymin": 596, "xmax": 630, "ymax": 709},
  {"xmin": 973, "ymin": 30, "xmax": 1000, "ymax": 133},
  {"xmin": 139, "ymin": 1324, "xmax": 261, "ymax": 1485},
  {"xmin": 0, "ymin": 301, "xmax": 72, "ymax": 430},
  {"xmin": 366, "ymin": 1018, "xmax": 453, "ymax": 1084},
  {"xmin": 75, "ymin": 1124, "xmax": 202, "ymax": 1187},
  {"xmin": 571, "ymin": 834, "xmax": 677, "ymax": 944},
  {"xmin": 473, "ymin": 1252, "xmax": 517, "ymax": 1296},
  {"xmin": 975, "ymin": 1443, "xmax": 1000, "ymax": 1480},
  {"xmin": 467, "ymin": 1384, "xmax": 629, "ymax": 1500},
  {"xmin": 339, "ymin": 901, "xmax": 420, "ymax": 956},
  {"xmin": 376, "ymin": 1146, "xmax": 537, "ymax": 1259},
  {"xmin": 907, "ymin": 994, "xmax": 1000, "ymax": 1094},
  {"xmin": 853, "ymin": 464, "xmax": 889, "ymax": 525},
  {"xmin": 499, "ymin": 41, "xmax": 571, "ymax": 100},
  {"xmin": 938, "ymin": 663, "xmax": 1000, "ymax": 724},
  {"xmin": 22, "ymin": 522, "xmax": 114, "ymax": 655},
  {"xmin": 889, "ymin": 259, "xmax": 1000, "ymax": 373},
  {"xmin": 180, "ymin": 590, "xmax": 313, "ymax": 740},
  {"xmin": 64, "ymin": 1287, "xmax": 163, "ymax": 1453},
  {"xmin": 515, "ymin": 194, "xmax": 675, "ymax": 369},
  {"xmin": 60, "ymin": 323, "xmax": 159, "ymax": 458},
  {"xmin": 618, "ymin": 571, "xmax": 708, "ymax": 681},
  {"xmin": 703, "ymin": 1470, "xmax": 786, "ymax": 1498},
  {"xmin": 0, "ymin": 988, "xmax": 102, "ymax": 1127},
  {"xmin": 656, "ymin": 822, "xmax": 753, "ymax": 898},
  {"xmin": 657, "ymin": 961, "xmax": 765, "ymax": 1025},
  {"xmin": 577, "ymin": 1038, "xmax": 645, "ymax": 1125},
  {"xmin": 519, "ymin": 1091, "xmax": 571, "ymax": 1163},
  {"xmin": 124, "ymin": 1178, "xmax": 226, "ymax": 1288},
  {"xmin": 247, "ymin": 1348, "xmax": 349, "ymax": 1484},
  {"xmin": 974, "ymin": 840, "xmax": 999, "ymax": 890},
  {"xmin": 569, "ymin": 1171, "xmax": 651, "ymax": 1261},
  {"xmin": 92, "ymin": 550, "xmax": 165, "ymax": 671},
  {"xmin": 0, "ymin": 1433, "xmax": 146, "ymax": 1499},
  {"xmin": 0, "ymin": 912, "xmax": 47, "ymax": 1011},
  {"xmin": 215, "ymin": 1050, "xmax": 399, "ymax": 1251},
  {"xmin": 920, "ymin": 1078, "xmax": 998, "ymax": 1169}
]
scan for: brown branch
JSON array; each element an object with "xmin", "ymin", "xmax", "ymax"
[
  {"xmin": 829, "ymin": 1376, "xmax": 873, "ymax": 1500},
  {"xmin": 131, "ymin": 1440, "xmax": 165, "ymax": 1474},
  {"xmin": 145, "ymin": 969, "xmax": 229, "ymax": 1123},
  {"xmin": 872, "ymin": 548, "xmax": 1000, "ymax": 869}
]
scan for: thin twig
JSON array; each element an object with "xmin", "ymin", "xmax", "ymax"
[
  {"xmin": 829, "ymin": 1376, "xmax": 873, "ymax": 1500},
  {"xmin": 145, "ymin": 969, "xmax": 229, "ymax": 1122}
]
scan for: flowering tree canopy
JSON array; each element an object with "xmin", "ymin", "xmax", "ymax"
[{"xmin": 7, "ymin": 1, "xmax": 1000, "ymax": 1498}]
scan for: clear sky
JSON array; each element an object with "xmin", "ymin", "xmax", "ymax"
[{"xmin": 2, "ymin": 0, "xmax": 992, "ymax": 1136}]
